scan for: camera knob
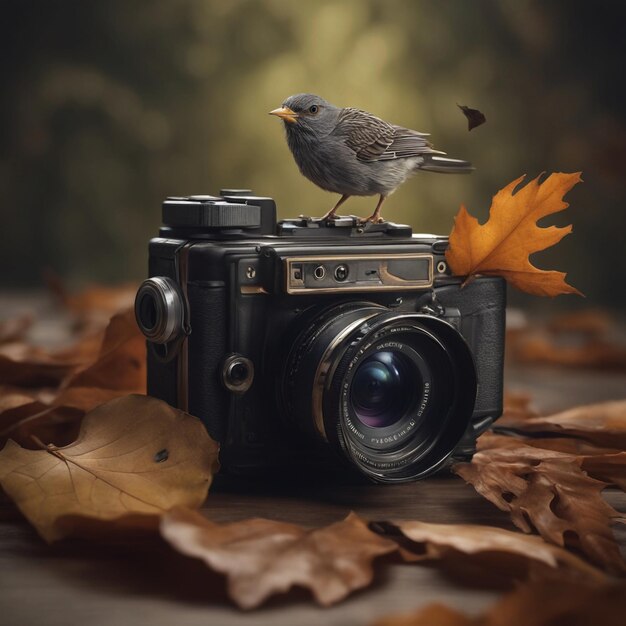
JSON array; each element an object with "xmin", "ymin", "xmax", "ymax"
[
  {"xmin": 222, "ymin": 354, "xmax": 254, "ymax": 393},
  {"xmin": 135, "ymin": 277, "xmax": 185, "ymax": 344}
]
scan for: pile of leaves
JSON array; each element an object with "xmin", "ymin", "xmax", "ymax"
[{"xmin": 1, "ymin": 173, "xmax": 626, "ymax": 623}]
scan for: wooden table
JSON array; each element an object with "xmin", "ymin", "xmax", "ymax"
[{"xmin": 1, "ymin": 294, "xmax": 625, "ymax": 626}]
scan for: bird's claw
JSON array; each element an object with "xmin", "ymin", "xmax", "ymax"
[{"xmin": 360, "ymin": 215, "xmax": 385, "ymax": 225}]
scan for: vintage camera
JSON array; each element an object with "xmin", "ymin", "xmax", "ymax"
[{"xmin": 135, "ymin": 190, "xmax": 506, "ymax": 483}]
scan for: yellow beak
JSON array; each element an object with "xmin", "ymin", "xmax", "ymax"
[{"xmin": 269, "ymin": 106, "xmax": 298, "ymax": 124}]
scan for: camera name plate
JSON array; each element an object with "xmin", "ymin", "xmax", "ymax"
[{"xmin": 285, "ymin": 253, "xmax": 434, "ymax": 294}]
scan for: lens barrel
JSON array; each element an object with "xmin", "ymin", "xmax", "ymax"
[
  {"xmin": 280, "ymin": 303, "xmax": 477, "ymax": 482},
  {"xmin": 134, "ymin": 277, "xmax": 184, "ymax": 344}
]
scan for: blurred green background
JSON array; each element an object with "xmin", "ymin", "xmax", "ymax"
[{"xmin": 1, "ymin": 0, "xmax": 625, "ymax": 309}]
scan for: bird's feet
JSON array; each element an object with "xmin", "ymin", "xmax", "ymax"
[
  {"xmin": 320, "ymin": 210, "xmax": 340, "ymax": 222},
  {"xmin": 359, "ymin": 195, "xmax": 387, "ymax": 224},
  {"xmin": 359, "ymin": 213, "xmax": 385, "ymax": 224}
]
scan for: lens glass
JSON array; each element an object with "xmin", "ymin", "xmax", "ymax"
[
  {"xmin": 139, "ymin": 293, "xmax": 158, "ymax": 331},
  {"xmin": 350, "ymin": 351, "xmax": 417, "ymax": 428}
]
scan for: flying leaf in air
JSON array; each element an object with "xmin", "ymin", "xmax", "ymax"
[
  {"xmin": 0, "ymin": 394, "xmax": 219, "ymax": 542},
  {"xmin": 457, "ymin": 104, "xmax": 486, "ymax": 131},
  {"xmin": 446, "ymin": 172, "xmax": 583, "ymax": 296}
]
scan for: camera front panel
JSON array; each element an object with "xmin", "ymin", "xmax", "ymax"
[{"xmin": 138, "ymin": 224, "xmax": 506, "ymax": 482}]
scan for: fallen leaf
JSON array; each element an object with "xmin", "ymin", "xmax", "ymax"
[
  {"xmin": 0, "ymin": 315, "xmax": 33, "ymax": 345},
  {"xmin": 547, "ymin": 309, "xmax": 613, "ymax": 337},
  {"xmin": 373, "ymin": 519, "xmax": 605, "ymax": 585},
  {"xmin": 446, "ymin": 172, "xmax": 583, "ymax": 296},
  {"xmin": 0, "ymin": 350, "xmax": 77, "ymax": 387},
  {"xmin": 372, "ymin": 579, "xmax": 626, "ymax": 626},
  {"xmin": 63, "ymin": 308, "xmax": 146, "ymax": 392},
  {"xmin": 457, "ymin": 104, "xmax": 486, "ymax": 131},
  {"xmin": 498, "ymin": 400, "xmax": 626, "ymax": 449},
  {"xmin": 160, "ymin": 508, "xmax": 397, "ymax": 609},
  {"xmin": 454, "ymin": 441, "xmax": 626, "ymax": 573},
  {"xmin": 502, "ymin": 390, "xmax": 539, "ymax": 421},
  {"xmin": 0, "ymin": 394, "xmax": 218, "ymax": 542},
  {"xmin": 45, "ymin": 271, "xmax": 137, "ymax": 332},
  {"xmin": 507, "ymin": 332, "xmax": 626, "ymax": 370}
]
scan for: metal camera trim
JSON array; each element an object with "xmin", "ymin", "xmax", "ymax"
[
  {"xmin": 284, "ymin": 253, "xmax": 434, "ymax": 294},
  {"xmin": 135, "ymin": 277, "xmax": 184, "ymax": 344},
  {"xmin": 222, "ymin": 354, "xmax": 255, "ymax": 393}
]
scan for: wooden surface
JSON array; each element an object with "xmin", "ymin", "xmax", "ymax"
[{"xmin": 1, "ymin": 294, "xmax": 626, "ymax": 626}]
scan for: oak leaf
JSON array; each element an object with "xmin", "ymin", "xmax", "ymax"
[
  {"xmin": 0, "ymin": 394, "xmax": 218, "ymax": 542},
  {"xmin": 160, "ymin": 508, "xmax": 397, "ymax": 609},
  {"xmin": 446, "ymin": 172, "xmax": 583, "ymax": 296},
  {"xmin": 454, "ymin": 440, "xmax": 626, "ymax": 573}
]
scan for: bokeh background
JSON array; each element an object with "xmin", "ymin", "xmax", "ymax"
[{"xmin": 2, "ymin": 0, "xmax": 625, "ymax": 310}]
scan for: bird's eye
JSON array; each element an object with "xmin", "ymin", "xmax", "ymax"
[{"xmin": 309, "ymin": 105, "xmax": 319, "ymax": 114}]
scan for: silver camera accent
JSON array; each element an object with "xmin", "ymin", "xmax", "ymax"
[
  {"xmin": 285, "ymin": 253, "xmax": 434, "ymax": 294},
  {"xmin": 135, "ymin": 276, "xmax": 185, "ymax": 344}
]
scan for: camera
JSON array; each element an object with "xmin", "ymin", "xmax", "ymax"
[{"xmin": 135, "ymin": 190, "xmax": 506, "ymax": 483}]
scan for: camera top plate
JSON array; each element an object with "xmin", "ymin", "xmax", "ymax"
[{"xmin": 277, "ymin": 216, "xmax": 413, "ymax": 239}]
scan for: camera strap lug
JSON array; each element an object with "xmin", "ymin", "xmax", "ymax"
[
  {"xmin": 419, "ymin": 290, "xmax": 445, "ymax": 317},
  {"xmin": 419, "ymin": 291, "xmax": 462, "ymax": 330}
]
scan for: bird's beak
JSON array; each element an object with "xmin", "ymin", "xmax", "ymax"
[{"xmin": 269, "ymin": 106, "xmax": 298, "ymax": 124}]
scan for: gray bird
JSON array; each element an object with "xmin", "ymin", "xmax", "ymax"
[{"xmin": 270, "ymin": 93, "xmax": 474, "ymax": 223}]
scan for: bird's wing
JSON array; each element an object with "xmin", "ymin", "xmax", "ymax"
[{"xmin": 332, "ymin": 109, "xmax": 443, "ymax": 162}]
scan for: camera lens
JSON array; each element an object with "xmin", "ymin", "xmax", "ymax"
[
  {"xmin": 134, "ymin": 277, "xmax": 184, "ymax": 344},
  {"xmin": 138, "ymin": 293, "xmax": 158, "ymax": 332},
  {"xmin": 279, "ymin": 303, "xmax": 477, "ymax": 483},
  {"xmin": 350, "ymin": 351, "xmax": 416, "ymax": 428}
]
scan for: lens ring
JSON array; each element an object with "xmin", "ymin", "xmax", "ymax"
[
  {"xmin": 279, "ymin": 303, "xmax": 477, "ymax": 483},
  {"xmin": 134, "ymin": 277, "xmax": 184, "ymax": 344},
  {"xmin": 327, "ymin": 315, "xmax": 476, "ymax": 481}
]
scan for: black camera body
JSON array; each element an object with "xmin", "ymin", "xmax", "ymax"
[{"xmin": 136, "ymin": 190, "xmax": 506, "ymax": 483}]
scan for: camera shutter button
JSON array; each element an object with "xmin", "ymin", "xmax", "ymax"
[{"xmin": 222, "ymin": 354, "xmax": 254, "ymax": 393}]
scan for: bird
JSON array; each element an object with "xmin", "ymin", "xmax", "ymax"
[{"xmin": 269, "ymin": 93, "xmax": 474, "ymax": 223}]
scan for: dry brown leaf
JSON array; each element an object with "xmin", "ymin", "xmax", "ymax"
[
  {"xmin": 502, "ymin": 390, "xmax": 539, "ymax": 421},
  {"xmin": 508, "ymin": 332, "xmax": 626, "ymax": 370},
  {"xmin": 547, "ymin": 309, "xmax": 613, "ymax": 337},
  {"xmin": 0, "ymin": 396, "xmax": 83, "ymax": 449},
  {"xmin": 63, "ymin": 308, "xmax": 145, "ymax": 392},
  {"xmin": 0, "ymin": 315, "xmax": 33, "ymax": 345},
  {"xmin": 0, "ymin": 350, "xmax": 78, "ymax": 387},
  {"xmin": 374, "ymin": 519, "xmax": 605, "ymax": 585},
  {"xmin": 0, "ymin": 394, "xmax": 218, "ymax": 542},
  {"xmin": 454, "ymin": 441, "xmax": 626, "ymax": 573},
  {"xmin": 498, "ymin": 399, "xmax": 626, "ymax": 449},
  {"xmin": 45, "ymin": 271, "xmax": 137, "ymax": 331},
  {"xmin": 160, "ymin": 508, "xmax": 397, "ymax": 609},
  {"xmin": 457, "ymin": 104, "xmax": 487, "ymax": 131},
  {"xmin": 372, "ymin": 580, "xmax": 626, "ymax": 626},
  {"xmin": 0, "ymin": 309, "xmax": 147, "ymax": 448},
  {"xmin": 446, "ymin": 172, "xmax": 582, "ymax": 296}
]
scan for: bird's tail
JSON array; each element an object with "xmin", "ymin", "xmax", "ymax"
[{"xmin": 419, "ymin": 155, "xmax": 474, "ymax": 174}]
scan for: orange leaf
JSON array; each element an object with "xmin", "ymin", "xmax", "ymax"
[{"xmin": 446, "ymin": 172, "xmax": 583, "ymax": 296}]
